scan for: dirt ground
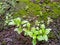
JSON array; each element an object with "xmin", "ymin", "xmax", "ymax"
[{"xmin": 0, "ymin": 18, "xmax": 60, "ymax": 45}]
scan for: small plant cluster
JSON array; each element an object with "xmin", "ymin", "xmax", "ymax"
[
  {"xmin": 9, "ymin": 17, "xmax": 51, "ymax": 45},
  {"xmin": 0, "ymin": 0, "xmax": 16, "ymax": 30}
]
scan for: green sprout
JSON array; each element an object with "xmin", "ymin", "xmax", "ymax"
[
  {"xmin": 24, "ymin": 24, "xmax": 51, "ymax": 45},
  {"xmin": 8, "ymin": 17, "xmax": 51, "ymax": 45}
]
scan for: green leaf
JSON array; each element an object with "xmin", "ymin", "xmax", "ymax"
[
  {"xmin": 40, "ymin": 11, "xmax": 43, "ymax": 16},
  {"xmin": 45, "ymin": 28, "xmax": 51, "ymax": 34},
  {"xmin": 26, "ymin": 31, "xmax": 33, "ymax": 37},
  {"xmin": 43, "ymin": 35, "xmax": 48, "ymax": 41},
  {"xmin": 24, "ymin": 30, "xmax": 28, "ymax": 35},
  {"xmin": 24, "ymin": 30, "xmax": 30, "ymax": 35},
  {"xmin": 34, "ymin": 31, "xmax": 39, "ymax": 35},
  {"xmin": 27, "ymin": 22, "xmax": 30, "ymax": 28},
  {"xmin": 8, "ymin": 20, "xmax": 15, "ymax": 25},
  {"xmin": 32, "ymin": 34, "xmax": 36, "ymax": 39},
  {"xmin": 14, "ymin": 27, "xmax": 22, "ymax": 34},
  {"xmin": 40, "ymin": 24, "xmax": 45, "ymax": 29},
  {"xmin": 31, "ymin": 27, "xmax": 36, "ymax": 33},
  {"xmin": 14, "ymin": 17, "xmax": 21, "ymax": 26},
  {"xmin": 25, "ymin": 5, "xmax": 29, "ymax": 10},
  {"xmin": 39, "ymin": 30, "xmax": 42, "ymax": 34},
  {"xmin": 37, "ymin": 35, "xmax": 44, "ymax": 41},
  {"xmin": 21, "ymin": 20, "xmax": 28, "ymax": 24},
  {"xmin": 32, "ymin": 39, "xmax": 36, "ymax": 45},
  {"xmin": 35, "ymin": 20, "xmax": 40, "ymax": 25}
]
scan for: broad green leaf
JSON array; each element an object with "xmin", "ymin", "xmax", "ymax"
[
  {"xmin": 43, "ymin": 35, "xmax": 48, "ymax": 41},
  {"xmin": 31, "ymin": 27, "xmax": 36, "ymax": 33},
  {"xmin": 21, "ymin": 20, "xmax": 28, "ymax": 24},
  {"xmin": 24, "ymin": 30, "xmax": 30, "ymax": 35},
  {"xmin": 25, "ymin": 30, "xmax": 33, "ymax": 37},
  {"xmin": 27, "ymin": 22, "xmax": 30, "ymax": 28},
  {"xmin": 14, "ymin": 27, "xmax": 22, "ymax": 34},
  {"xmin": 37, "ymin": 36, "xmax": 44, "ymax": 41},
  {"xmin": 45, "ymin": 28, "xmax": 51, "ymax": 34},
  {"xmin": 40, "ymin": 24, "xmax": 45, "ymax": 29},
  {"xmin": 32, "ymin": 35, "xmax": 36, "ymax": 39},
  {"xmin": 34, "ymin": 31, "xmax": 39, "ymax": 35},
  {"xmin": 23, "ymin": 24, "xmax": 27, "ymax": 27},
  {"xmin": 14, "ymin": 17, "xmax": 21, "ymax": 26},
  {"xmin": 39, "ymin": 30, "xmax": 42, "ymax": 34},
  {"xmin": 32, "ymin": 39, "xmax": 36, "ymax": 45},
  {"xmin": 8, "ymin": 20, "xmax": 15, "ymax": 25},
  {"xmin": 28, "ymin": 32, "xmax": 33, "ymax": 37}
]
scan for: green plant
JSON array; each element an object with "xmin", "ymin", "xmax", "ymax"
[
  {"xmin": 8, "ymin": 17, "xmax": 51, "ymax": 45},
  {"xmin": 8, "ymin": 17, "xmax": 29, "ymax": 34},
  {"xmin": 0, "ymin": 0, "xmax": 16, "ymax": 30},
  {"xmin": 24, "ymin": 24, "xmax": 51, "ymax": 45},
  {"xmin": 8, "ymin": 17, "xmax": 22, "ymax": 33}
]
